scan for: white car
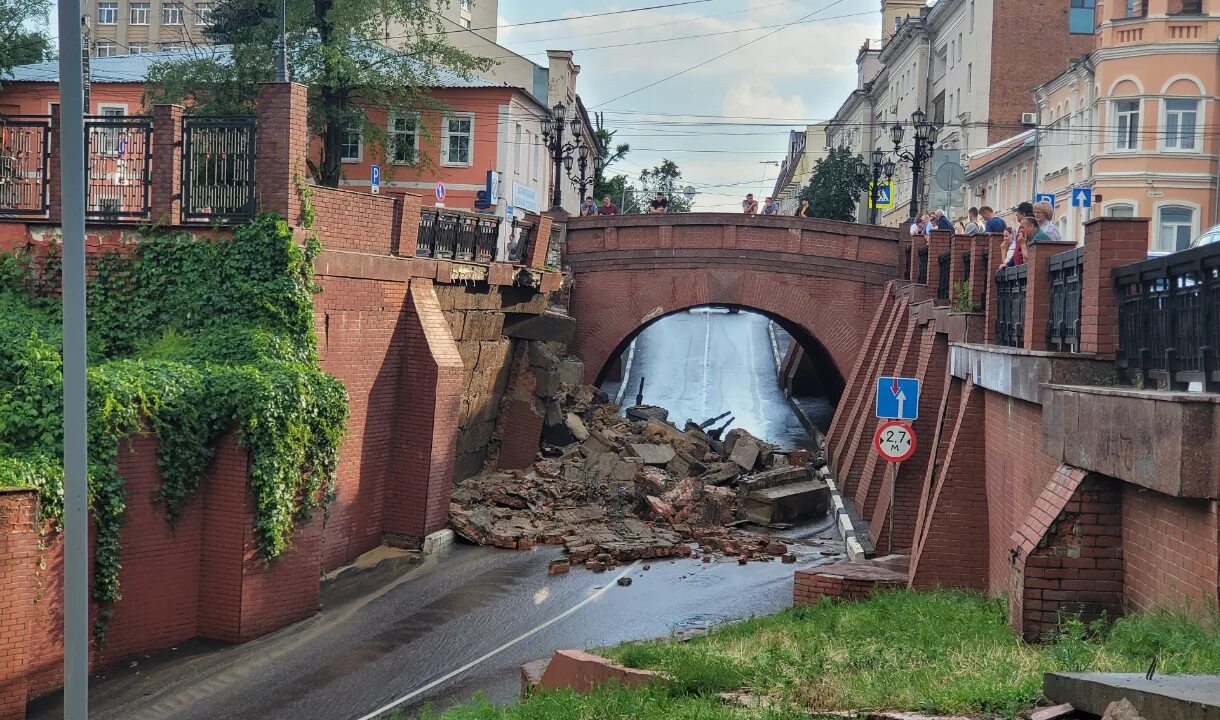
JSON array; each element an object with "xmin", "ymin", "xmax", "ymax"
[{"xmin": 1190, "ymin": 224, "xmax": 1220, "ymax": 249}]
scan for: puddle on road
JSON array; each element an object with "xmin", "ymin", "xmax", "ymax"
[{"xmin": 671, "ymin": 612, "xmax": 729, "ymax": 632}]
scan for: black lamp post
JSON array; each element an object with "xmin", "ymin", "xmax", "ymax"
[
  {"xmin": 855, "ymin": 148, "xmax": 897, "ymax": 225},
  {"xmin": 569, "ymin": 144, "xmax": 603, "ymax": 204},
  {"xmin": 889, "ymin": 108, "xmax": 940, "ymax": 224},
  {"xmin": 541, "ymin": 102, "xmax": 589, "ymax": 212}
]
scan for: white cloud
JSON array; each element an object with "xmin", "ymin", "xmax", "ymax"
[{"xmin": 722, "ymin": 81, "xmax": 807, "ymax": 122}]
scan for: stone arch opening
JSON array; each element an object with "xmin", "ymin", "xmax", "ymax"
[{"xmin": 594, "ymin": 303, "xmax": 846, "ymax": 409}]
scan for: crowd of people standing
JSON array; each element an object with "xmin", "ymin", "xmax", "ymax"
[{"xmin": 909, "ymin": 200, "xmax": 1061, "ymax": 269}]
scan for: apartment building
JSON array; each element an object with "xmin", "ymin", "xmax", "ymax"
[
  {"xmin": 825, "ymin": 0, "xmax": 1093, "ymax": 226},
  {"xmin": 771, "ymin": 123, "xmax": 829, "ymax": 214},
  {"xmin": 967, "ymin": 0, "xmax": 1220, "ymax": 249},
  {"xmin": 84, "ymin": 0, "xmax": 213, "ymax": 56}
]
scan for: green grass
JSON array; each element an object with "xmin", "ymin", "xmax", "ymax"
[{"xmin": 418, "ymin": 590, "xmax": 1220, "ymax": 720}]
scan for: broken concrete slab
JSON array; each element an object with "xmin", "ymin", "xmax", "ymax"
[
  {"xmin": 626, "ymin": 405, "xmax": 670, "ymax": 422},
  {"xmin": 739, "ymin": 465, "xmax": 812, "ymax": 492},
  {"xmin": 558, "ymin": 357, "xmax": 584, "ymax": 387},
  {"xmin": 520, "ymin": 658, "xmax": 549, "ymax": 696},
  {"xmin": 538, "ymin": 649, "xmax": 660, "ymax": 694},
  {"xmin": 504, "ymin": 311, "xmax": 577, "ymax": 344},
  {"xmin": 628, "ymin": 443, "xmax": 677, "ymax": 466},
  {"xmin": 1030, "ymin": 704, "xmax": 1076, "ymax": 720},
  {"xmin": 744, "ymin": 480, "xmax": 830, "ymax": 525},
  {"xmin": 565, "ymin": 413, "xmax": 589, "ymax": 442},
  {"xmin": 1044, "ymin": 672, "xmax": 1220, "ymax": 720},
  {"xmin": 728, "ymin": 435, "xmax": 761, "ymax": 470}
]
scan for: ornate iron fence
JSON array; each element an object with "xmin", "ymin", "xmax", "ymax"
[
  {"xmin": 512, "ymin": 222, "xmax": 535, "ymax": 265},
  {"xmin": 1047, "ymin": 246, "xmax": 1084, "ymax": 352},
  {"xmin": 181, "ymin": 116, "xmax": 256, "ymax": 223},
  {"xmin": 936, "ymin": 250, "xmax": 951, "ymax": 300},
  {"xmin": 994, "ymin": 264, "xmax": 1028, "ymax": 347},
  {"xmin": 85, "ymin": 115, "xmax": 152, "ymax": 221},
  {"xmin": 1115, "ymin": 242, "xmax": 1220, "ymax": 391},
  {"xmin": 474, "ymin": 216, "xmax": 499, "ymax": 263},
  {"xmin": 0, "ymin": 115, "xmax": 51, "ymax": 216},
  {"xmin": 418, "ymin": 208, "xmax": 502, "ymax": 262},
  {"xmin": 917, "ymin": 244, "xmax": 929, "ymax": 285}
]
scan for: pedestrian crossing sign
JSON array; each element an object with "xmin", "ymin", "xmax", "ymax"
[{"xmin": 870, "ymin": 181, "xmax": 895, "ymax": 209}]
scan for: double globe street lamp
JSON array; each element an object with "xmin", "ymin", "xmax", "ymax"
[
  {"xmin": 889, "ymin": 108, "xmax": 941, "ymax": 224},
  {"xmin": 855, "ymin": 148, "xmax": 896, "ymax": 226},
  {"xmin": 541, "ymin": 102, "xmax": 600, "ymax": 212}
]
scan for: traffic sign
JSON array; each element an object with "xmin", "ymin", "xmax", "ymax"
[
  {"xmin": 370, "ymin": 164, "xmax": 380, "ymax": 195},
  {"xmin": 874, "ymin": 421, "xmax": 916, "ymax": 463},
  {"xmin": 1035, "ymin": 193, "xmax": 1055, "ymax": 208},
  {"xmin": 870, "ymin": 181, "xmax": 894, "ymax": 209},
  {"xmin": 435, "ymin": 182, "xmax": 447, "ymax": 202},
  {"xmin": 876, "ymin": 376, "xmax": 920, "ymax": 420},
  {"xmin": 1071, "ymin": 187, "xmax": 1092, "ymax": 208}
]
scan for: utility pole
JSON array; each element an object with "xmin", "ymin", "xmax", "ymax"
[{"xmin": 59, "ymin": 1, "xmax": 91, "ymax": 718}]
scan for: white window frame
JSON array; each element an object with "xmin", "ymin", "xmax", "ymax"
[
  {"xmin": 1112, "ymin": 98, "xmax": 1140, "ymax": 152},
  {"xmin": 387, "ymin": 112, "xmax": 419, "ymax": 166},
  {"xmin": 1103, "ymin": 202, "xmax": 1136, "ymax": 218},
  {"xmin": 129, "ymin": 2, "xmax": 150, "ymax": 24},
  {"xmin": 95, "ymin": 40, "xmax": 119, "ymax": 57},
  {"xmin": 159, "ymin": 41, "xmax": 186, "ymax": 50},
  {"xmin": 97, "ymin": 2, "xmax": 118, "ymax": 24},
  {"xmin": 441, "ymin": 112, "xmax": 474, "ymax": 167},
  {"xmin": 1154, "ymin": 203, "xmax": 1198, "ymax": 254},
  {"xmin": 513, "ymin": 123, "xmax": 522, "ymax": 175},
  {"xmin": 340, "ymin": 126, "xmax": 362, "ymax": 163},
  {"xmin": 94, "ymin": 104, "xmax": 128, "ymax": 157},
  {"xmin": 128, "ymin": 42, "xmax": 151, "ymax": 54},
  {"xmin": 1161, "ymin": 97, "xmax": 1201, "ymax": 152},
  {"xmin": 162, "ymin": 3, "xmax": 184, "ymax": 25},
  {"xmin": 196, "ymin": 3, "xmax": 213, "ymax": 24}
]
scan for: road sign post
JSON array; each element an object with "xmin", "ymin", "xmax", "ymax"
[
  {"xmin": 876, "ymin": 376, "xmax": 920, "ymax": 420},
  {"xmin": 435, "ymin": 181, "xmax": 446, "ymax": 207},
  {"xmin": 370, "ymin": 164, "xmax": 380, "ymax": 195},
  {"xmin": 1071, "ymin": 187, "xmax": 1092, "ymax": 208},
  {"xmin": 870, "ymin": 181, "xmax": 894, "ymax": 209},
  {"xmin": 874, "ymin": 420, "xmax": 916, "ymax": 550}
]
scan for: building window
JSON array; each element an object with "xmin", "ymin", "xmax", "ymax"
[
  {"xmin": 1172, "ymin": 0, "xmax": 1203, "ymax": 14},
  {"xmin": 129, "ymin": 42, "xmax": 151, "ymax": 54},
  {"xmin": 1114, "ymin": 99, "xmax": 1139, "ymax": 150},
  {"xmin": 130, "ymin": 2, "xmax": 149, "ymax": 24},
  {"xmin": 159, "ymin": 41, "xmax": 186, "ymax": 49},
  {"xmin": 460, "ymin": 0, "xmax": 471, "ymax": 10},
  {"xmin": 513, "ymin": 123, "xmax": 522, "ymax": 174},
  {"xmin": 388, "ymin": 112, "xmax": 418, "ymax": 165},
  {"xmin": 340, "ymin": 127, "xmax": 362, "ymax": 162},
  {"xmin": 969, "ymin": 0, "xmax": 975, "ymax": 31},
  {"xmin": 442, "ymin": 113, "xmax": 473, "ymax": 166},
  {"xmin": 956, "ymin": 33, "xmax": 963, "ymax": 62},
  {"xmin": 1163, "ymin": 98, "xmax": 1199, "ymax": 151},
  {"xmin": 1106, "ymin": 204, "xmax": 1135, "ymax": 218},
  {"xmin": 196, "ymin": 3, "xmax": 212, "ymax": 24},
  {"xmin": 1069, "ymin": 0, "xmax": 1095, "ymax": 34},
  {"xmin": 162, "ymin": 3, "xmax": 184, "ymax": 25},
  {"xmin": 459, "ymin": 17, "xmax": 470, "ymax": 28},
  {"xmin": 95, "ymin": 41, "xmax": 119, "ymax": 57},
  {"xmin": 1157, "ymin": 206, "xmax": 1194, "ymax": 253},
  {"xmin": 98, "ymin": 2, "xmax": 118, "ymax": 24},
  {"xmin": 966, "ymin": 63, "xmax": 972, "ymax": 92}
]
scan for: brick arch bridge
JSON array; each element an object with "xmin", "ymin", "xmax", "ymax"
[{"xmin": 564, "ymin": 213, "xmax": 903, "ymax": 397}]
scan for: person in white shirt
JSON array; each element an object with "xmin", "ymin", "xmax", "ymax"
[
  {"xmin": 963, "ymin": 207, "xmax": 982, "ymax": 235},
  {"xmin": 1032, "ymin": 201, "xmax": 1062, "ymax": 242}
]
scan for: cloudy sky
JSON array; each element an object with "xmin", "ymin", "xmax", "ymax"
[{"xmin": 495, "ymin": 0, "xmax": 875, "ymax": 210}]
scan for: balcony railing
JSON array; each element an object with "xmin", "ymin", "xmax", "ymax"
[
  {"xmin": 917, "ymin": 244, "xmax": 929, "ymax": 285},
  {"xmin": 936, "ymin": 250, "xmax": 951, "ymax": 300},
  {"xmin": 1047, "ymin": 246, "xmax": 1084, "ymax": 353},
  {"xmin": 0, "ymin": 115, "xmax": 51, "ymax": 217},
  {"xmin": 1115, "ymin": 242, "xmax": 1220, "ymax": 391},
  {"xmin": 417, "ymin": 208, "xmax": 502, "ymax": 262},
  {"xmin": 995, "ymin": 264, "xmax": 1028, "ymax": 348},
  {"xmin": 85, "ymin": 115, "xmax": 152, "ymax": 221},
  {"xmin": 181, "ymin": 116, "xmax": 256, "ymax": 224}
]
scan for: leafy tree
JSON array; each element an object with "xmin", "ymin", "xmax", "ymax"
[
  {"xmin": 145, "ymin": 0, "xmax": 492, "ymax": 187},
  {"xmin": 799, "ymin": 146, "xmax": 869, "ymax": 222},
  {"xmin": 638, "ymin": 159, "xmax": 691, "ymax": 213},
  {"xmin": 0, "ymin": 0, "xmax": 51, "ymax": 80},
  {"xmin": 596, "ymin": 174, "xmax": 641, "ymax": 214}
]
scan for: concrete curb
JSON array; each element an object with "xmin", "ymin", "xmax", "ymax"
[
  {"xmin": 422, "ymin": 529, "xmax": 454, "ymax": 555},
  {"xmin": 822, "ymin": 474, "xmax": 870, "ymax": 562}
]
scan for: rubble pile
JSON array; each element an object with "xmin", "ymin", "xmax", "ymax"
[{"xmin": 449, "ymin": 384, "xmax": 830, "ymax": 567}]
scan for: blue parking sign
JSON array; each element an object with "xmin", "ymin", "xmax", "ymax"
[
  {"xmin": 876, "ymin": 377, "xmax": 920, "ymax": 420},
  {"xmin": 1034, "ymin": 193, "xmax": 1055, "ymax": 208},
  {"xmin": 370, "ymin": 164, "xmax": 381, "ymax": 195}
]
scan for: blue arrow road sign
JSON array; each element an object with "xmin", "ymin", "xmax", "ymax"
[
  {"xmin": 876, "ymin": 376, "xmax": 920, "ymax": 420},
  {"xmin": 1071, "ymin": 187, "xmax": 1092, "ymax": 208},
  {"xmin": 1035, "ymin": 193, "xmax": 1055, "ymax": 208}
]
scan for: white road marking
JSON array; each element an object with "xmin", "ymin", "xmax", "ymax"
[{"xmin": 352, "ymin": 561, "xmax": 641, "ymax": 720}]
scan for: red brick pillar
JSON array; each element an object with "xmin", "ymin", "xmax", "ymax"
[
  {"xmin": 898, "ymin": 236, "xmax": 912, "ymax": 280},
  {"xmin": 0, "ymin": 489, "xmax": 39, "ymax": 720},
  {"xmin": 255, "ymin": 82, "xmax": 310, "ymax": 226},
  {"xmin": 393, "ymin": 193, "xmax": 422, "ymax": 257},
  {"xmin": 1021, "ymin": 239, "xmax": 1076, "ymax": 351},
  {"xmin": 982, "ymin": 233, "xmax": 1006, "ymax": 345},
  {"xmin": 48, "ymin": 104, "xmax": 62, "ymax": 224},
  {"xmin": 1080, "ymin": 218, "xmax": 1149, "ymax": 358},
  {"xmin": 927, "ymin": 229, "xmax": 951, "ymax": 298},
  {"xmin": 150, "ymin": 104, "xmax": 183, "ymax": 226},
  {"xmin": 909, "ymin": 233, "xmax": 924, "ymax": 282},
  {"xmin": 968, "ymin": 235, "xmax": 988, "ymax": 310},
  {"xmin": 384, "ymin": 279, "xmax": 464, "ymax": 543},
  {"xmin": 527, "ymin": 213, "xmax": 554, "ymax": 268},
  {"xmin": 947, "ymin": 234, "xmax": 967, "ymax": 303}
]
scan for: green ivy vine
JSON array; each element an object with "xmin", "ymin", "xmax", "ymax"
[{"xmin": 0, "ymin": 215, "xmax": 348, "ymax": 642}]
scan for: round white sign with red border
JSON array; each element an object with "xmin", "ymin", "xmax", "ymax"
[{"xmin": 874, "ymin": 420, "xmax": 916, "ymax": 463}]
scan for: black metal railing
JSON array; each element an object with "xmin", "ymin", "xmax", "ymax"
[
  {"xmin": 0, "ymin": 115, "xmax": 51, "ymax": 216},
  {"xmin": 417, "ymin": 208, "xmax": 502, "ymax": 262},
  {"xmin": 85, "ymin": 115, "xmax": 152, "ymax": 221},
  {"xmin": 995, "ymin": 264, "xmax": 1028, "ymax": 347},
  {"xmin": 511, "ymin": 222, "xmax": 535, "ymax": 265},
  {"xmin": 1047, "ymin": 246, "xmax": 1084, "ymax": 352},
  {"xmin": 936, "ymin": 250, "xmax": 951, "ymax": 300},
  {"xmin": 181, "ymin": 116, "xmax": 256, "ymax": 223},
  {"xmin": 902, "ymin": 244, "xmax": 912, "ymax": 281},
  {"xmin": 1115, "ymin": 242, "xmax": 1220, "ymax": 391},
  {"xmin": 917, "ymin": 244, "xmax": 929, "ymax": 285},
  {"xmin": 961, "ymin": 250, "xmax": 971, "ymax": 286}
]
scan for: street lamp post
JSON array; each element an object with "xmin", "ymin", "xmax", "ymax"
[
  {"xmin": 541, "ymin": 102, "xmax": 588, "ymax": 212},
  {"xmin": 889, "ymin": 108, "xmax": 941, "ymax": 224},
  {"xmin": 855, "ymin": 148, "xmax": 897, "ymax": 225}
]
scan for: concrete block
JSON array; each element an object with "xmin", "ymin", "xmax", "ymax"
[
  {"xmin": 729, "ymin": 435, "xmax": 761, "ymax": 471},
  {"xmin": 744, "ymin": 480, "xmax": 829, "ymax": 525},
  {"xmin": 538, "ymin": 649, "xmax": 660, "ymax": 694},
  {"xmin": 527, "ymin": 339, "xmax": 561, "ymax": 370},
  {"xmin": 422, "ymin": 529, "xmax": 454, "ymax": 555},
  {"xmin": 1044, "ymin": 672, "xmax": 1220, "ymax": 720},
  {"xmin": 559, "ymin": 357, "xmax": 585, "ymax": 387},
  {"xmin": 520, "ymin": 658, "xmax": 549, "ymax": 696},
  {"xmin": 1030, "ymin": 704, "xmax": 1076, "ymax": 720},
  {"xmin": 531, "ymin": 366, "xmax": 561, "ymax": 398},
  {"xmin": 503, "ymin": 312, "xmax": 577, "ymax": 344},
  {"xmin": 628, "ymin": 443, "xmax": 677, "ymax": 467}
]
